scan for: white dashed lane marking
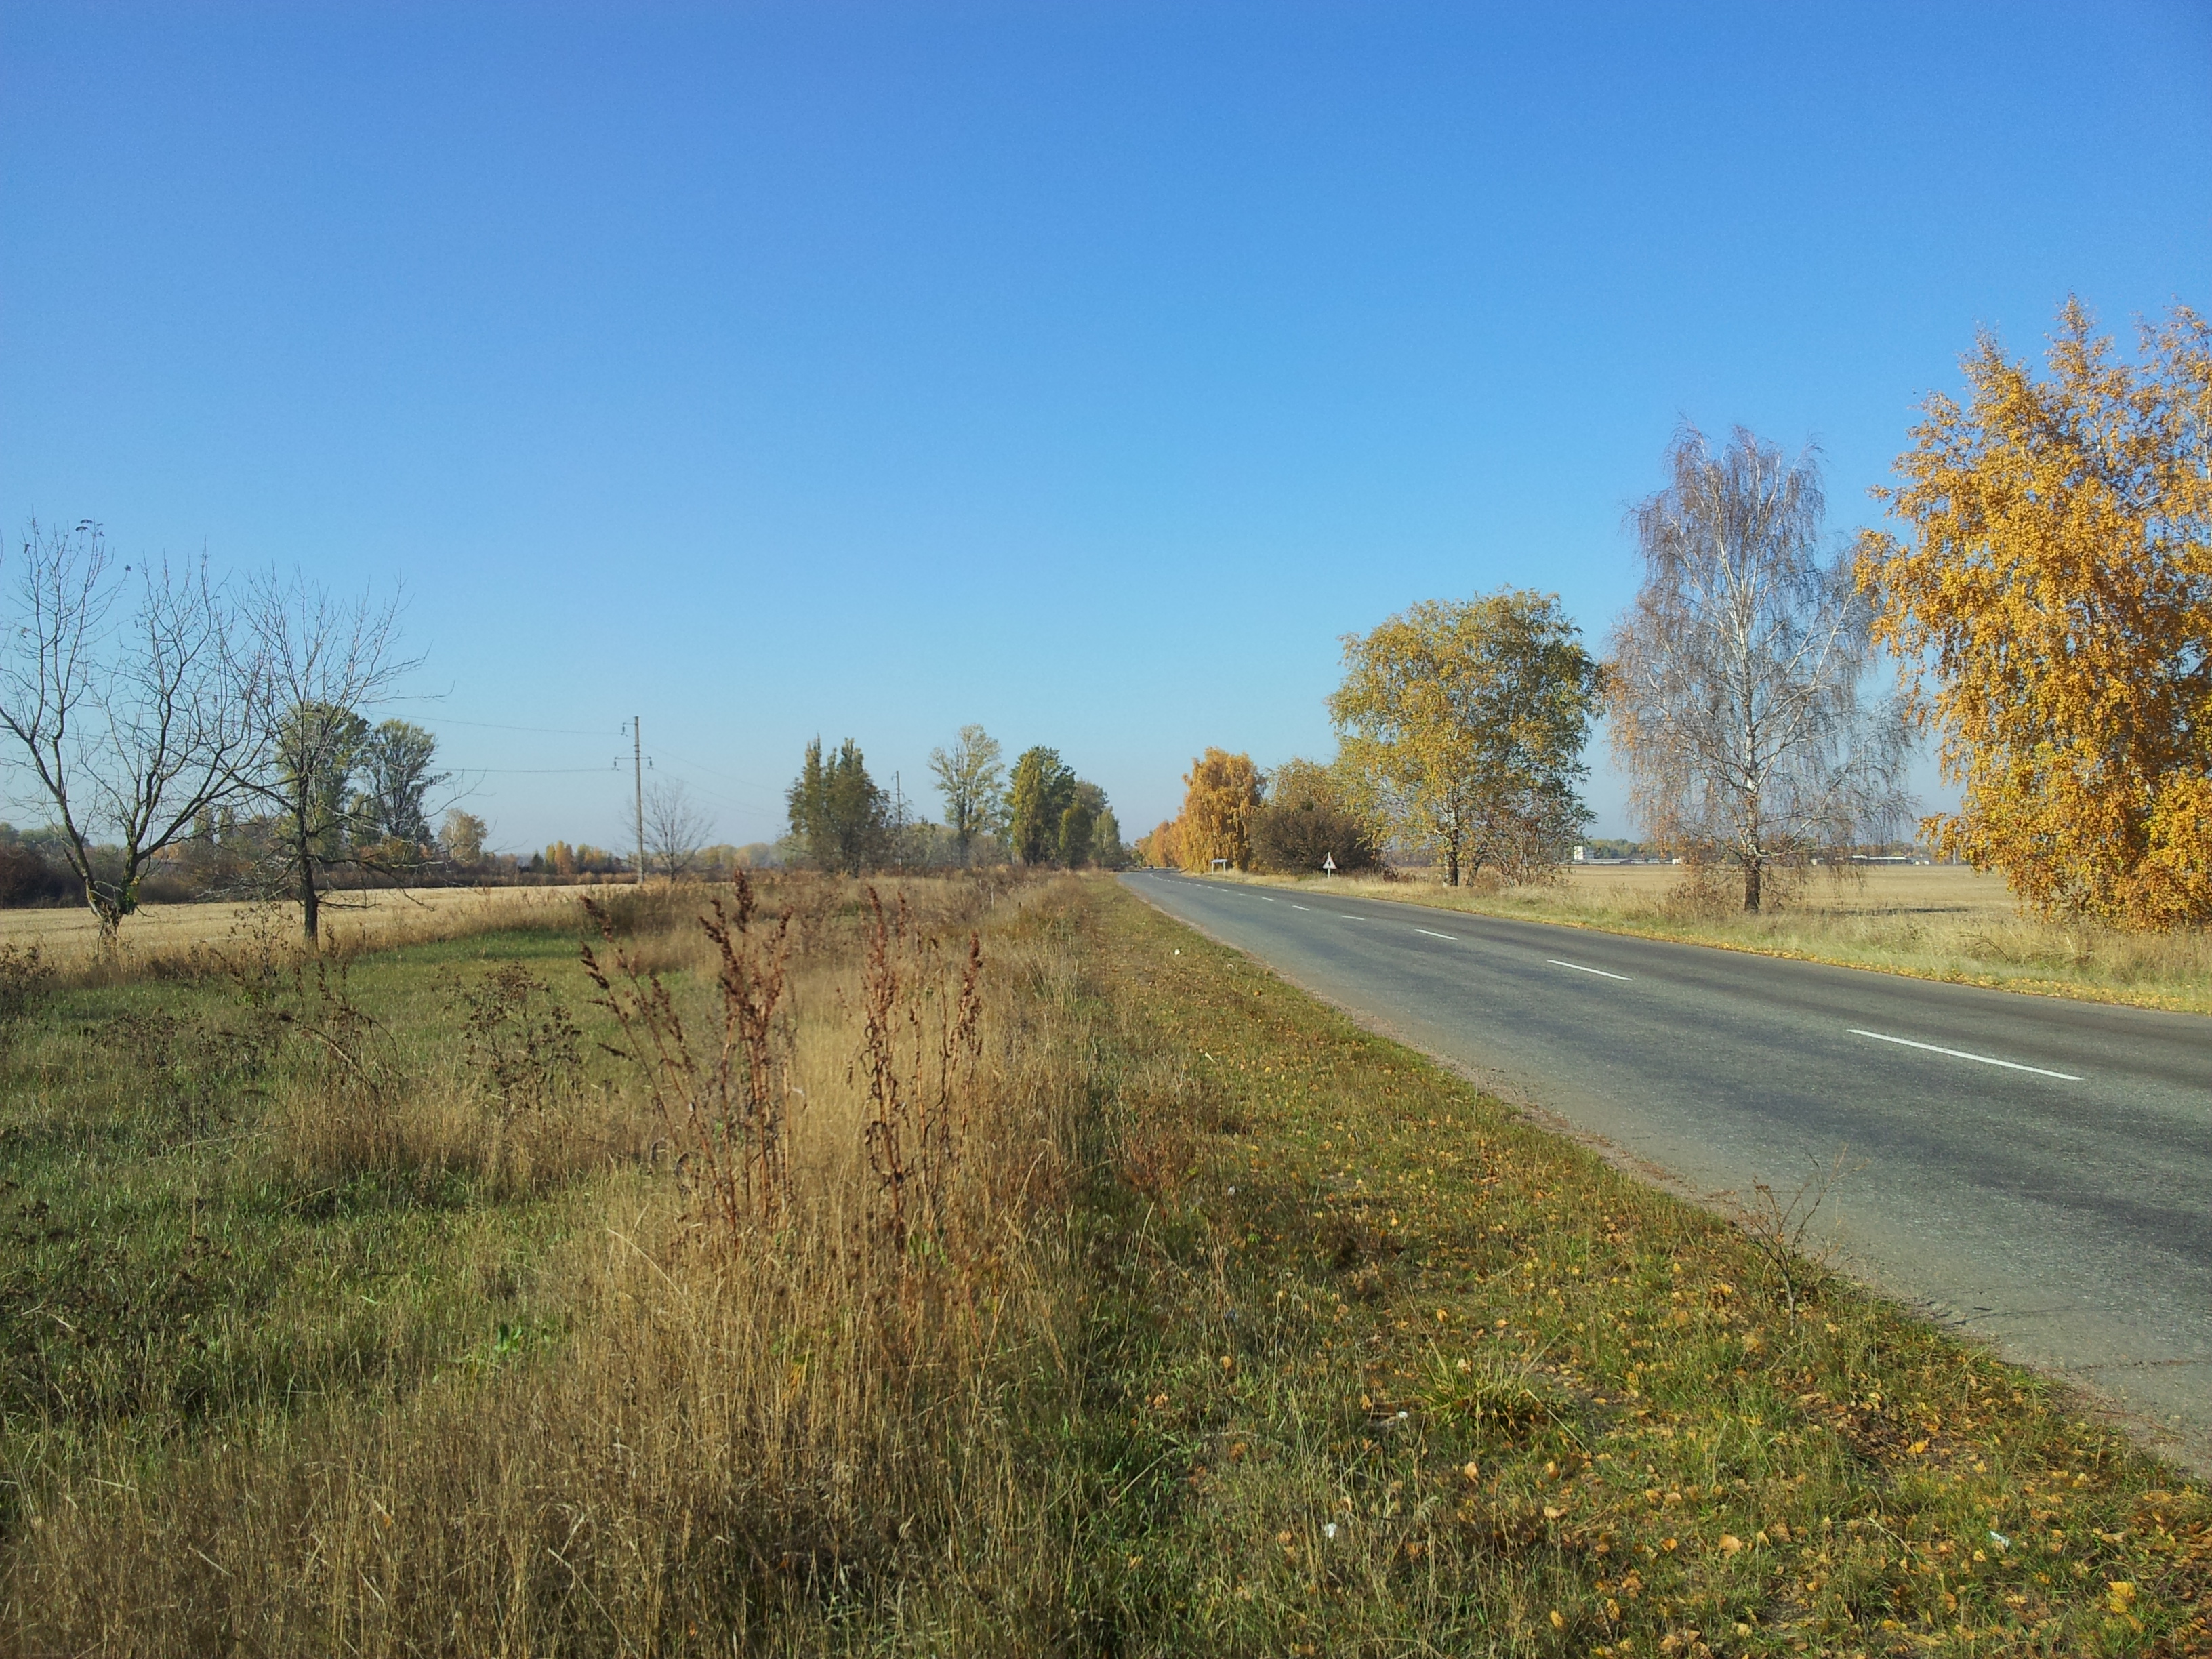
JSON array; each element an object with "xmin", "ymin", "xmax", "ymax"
[
  {"xmin": 1549, "ymin": 959, "xmax": 1631, "ymax": 982},
  {"xmin": 1850, "ymin": 1029, "xmax": 2083, "ymax": 1081}
]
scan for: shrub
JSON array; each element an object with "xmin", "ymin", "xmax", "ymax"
[{"xmin": 1250, "ymin": 798, "xmax": 1377, "ymax": 874}]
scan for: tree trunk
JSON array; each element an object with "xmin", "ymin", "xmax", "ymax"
[
  {"xmin": 1446, "ymin": 832, "xmax": 1461, "ymax": 887},
  {"xmin": 1743, "ymin": 860, "xmax": 1761, "ymax": 913},
  {"xmin": 299, "ymin": 848, "xmax": 321, "ymax": 945},
  {"xmin": 90, "ymin": 893, "xmax": 122, "ymax": 954}
]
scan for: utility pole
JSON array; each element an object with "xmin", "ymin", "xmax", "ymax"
[{"xmin": 633, "ymin": 715, "xmax": 646, "ymax": 886}]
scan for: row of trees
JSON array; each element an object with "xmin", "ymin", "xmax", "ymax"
[
  {"xmin": 928, "ymin": 727, "xmax": 1124, "ymax": 869},
  {"xmin": 783, "ymin": 727, "xmax": 1126, "ymax": 874},
  {"xmin": 0, "ymin": 523, "xmax": 476, "ymax": 941},
  {"xmin": 1147, "ymin": 297, "xmax": 2209, "ymax": 927},
  {"xmin": 1141, "ymin": 588, "xmax": 1603, "ymax": 885},
  {"xmin": 1610, "ymin": 295, "xmax": 2208, "ymax": 923},
  {"xmin": 1136, "ymin": 750, "xmax": 1382, "ymax": 876}
]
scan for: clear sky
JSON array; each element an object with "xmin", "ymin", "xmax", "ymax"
[{"xmin": 3, "ymin": 2, "xmax": 2207, "ymax": 852}]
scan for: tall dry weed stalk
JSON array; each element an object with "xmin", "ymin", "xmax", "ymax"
[
  {"xmin": 857, "ymin": 888, "xmax": 984, "ymax": 1249},
  {"xmin": 3, "ymin": 873, "xmax": 1092, "ymax": 1654},
  {"xmin": 583, "ymin": 873, "xmax": 798, "ymax": 1237},
  {"xmin": 204, "ymin": 920, "xmax": 408, "ymax": 1177},
  {"xmin": 0, "ymin": 943, "xmax": 51, "ymax": 1048}
]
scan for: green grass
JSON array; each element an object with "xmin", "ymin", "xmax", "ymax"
[
  {"xmin": 1071, "ymin": 884, "xmax": 2212, "ymax": 1655},
  {"xmin": 2, "ymin": 877, "xmax": 2206, "ymax": 1654},
  {"xmin": 0, "ymin": 921, "xmax": 604, "ymax": 1490}
]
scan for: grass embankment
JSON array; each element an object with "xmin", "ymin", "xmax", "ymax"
[
  {"xmin": 1088, "ymin": 888, "xmax": 2211, "ymax": 1654},
  {"xmin": 2, "ymin": 876, "xmax": 2205, "ymax": 1654},
  {"xmin": 1227, "ymin": 864, "xmax": 2212, "ymax": 1017}
]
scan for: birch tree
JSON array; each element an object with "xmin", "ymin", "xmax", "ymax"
[
  {"xmin": 1175, "ymin": 748, "xmax": 1263, "ymax": 872},
  {"xmin": 1607, "ymin": 426, "xmax": 1910, "ymax": 912},
  {"xmin": 1856, "ymin": 300, "xmax": 2211, "ymax": 927}
]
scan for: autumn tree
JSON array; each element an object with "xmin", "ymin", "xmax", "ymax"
[
  {"xmin": 1174, "ymin": 748, "xmax": 1263, "ymax": 871},
  {"xmin": 1006, "ymin": 746, "xmax": 1076, "ymax": 866},
  {"xmin": 439, "ymin": 808, "xmax": 487, "ymax": 867},
  {"xmin": 1250, "ymin": 756, "xmax": 1377, "ymax": 874},
  {"xmin": 1607, "ymin": 429, "xmax": 1910, "ymax": 912},
  {"xmin": 927, "ymin": 724, "xmax": 1006, "ymax": 863},
  {"xmin": 1134, "ymin": 819, "xmax": 1183, "ymax": 870},
  {"xmin": 1856, "ymin": 300, "xmax": 2211, "ymax": 927},
  {"xmin": 786, "ymin": 737, "xmax": 888, "ymax": 874},
  {"xmin": 0, "ymin": 523, "xmax": 260, "ymax": 942},
  {"xmin": 1332, "ymin": 591, "xmax": 1599, "ymax": 886}
]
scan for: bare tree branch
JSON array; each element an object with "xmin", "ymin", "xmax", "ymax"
[
  {"xmin": 237, "ymin": 572, "xmax": 424, "ymax": 943},
  {"xmin": 644, "ymin": 779, "xmax": 712, "ymax": 883},
  {"xmin": 0, "ymin": 521, "xmax": 257, "ymax": 941}
]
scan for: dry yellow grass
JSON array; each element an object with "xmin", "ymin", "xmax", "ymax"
[
  {"xmin": 1555, "ymin": 861, "xmax": 2011, "ymax": 918},
  {"xmin": 3, "ymin": 872, "xmax": 1094, "ymax": 1654},
  {"xmin": 0, "ymin": 884, "xmax": 611, "ymax": 977},
  {"xmin": 1235, "ymin": 862, "xmax": 2212, "ymax": 1014}
]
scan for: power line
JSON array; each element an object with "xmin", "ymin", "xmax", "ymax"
[
  {"xmin": 649, "ymin": 745, "xmax": 785, "ymax": 799},
  {"xmin": 441, "ymin": 718, "xmax": 623, "ymax": 737},
  {"xmin": 642, "ymin": 771, "xmax": 758, "ymax": 816}
]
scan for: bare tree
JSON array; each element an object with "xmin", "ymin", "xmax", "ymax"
[
  {"xmin": 238, "ymin": 573, "xmax": 422, "ymax": 942},
  {"xmin": 644, "ymin": 778, "xmax": 712, "ymax": 882},
  {"xmin": 1606, "ymin": 426, "xmax": 1911, "ymax": 911},
  {"xmin": 0, "ymin": 520, "xmax": 259, "ymax": 943}
]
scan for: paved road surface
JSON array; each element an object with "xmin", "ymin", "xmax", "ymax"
[{"xmin": 1124, "ymin": 871, "xmax": 2212, "ymax": 1470}]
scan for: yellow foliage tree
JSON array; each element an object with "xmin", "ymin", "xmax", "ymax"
[
  {"xmin": 1856, "ymin": 298, "xmax": 2212, "ymax": 927},
  {"xmin": 1176, "ymin": 749, "xmax": 1263, "ymax": 871},
  {"xmin": 1332, "ymin": 590, "xmax": 1600, "ymax": 886},
  {"xmin": 1133, "ymin": 819, "xmax": 1184, "ymax": 870}
]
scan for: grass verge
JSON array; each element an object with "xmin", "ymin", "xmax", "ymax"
[{"xmin": 1079, "ymin": 881, "xmax": 2211, "ymax": 1655}]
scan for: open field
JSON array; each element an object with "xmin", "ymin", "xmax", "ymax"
[
  {"xmin": 1229, "ymin": 864, "xmax": 2212, "ymax": 1017},
  {"xmin": 0, "ymin": 885, "xmax": 616, "ymax": 977},
  {"xmin": 3, "ymin": 875, "xmax": 2205, "ymax": 1654}
]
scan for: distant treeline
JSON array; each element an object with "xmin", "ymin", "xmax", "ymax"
[{"xmin": 773, "ymin": 727, "xmax": 1127, "ymax": 875}]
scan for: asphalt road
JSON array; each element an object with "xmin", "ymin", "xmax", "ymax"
[{"xmin": 1124, "ymin": 870, "xmax": 2212, "ymax": 1469}]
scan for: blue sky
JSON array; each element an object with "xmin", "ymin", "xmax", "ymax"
[{"xmin": 3, "ymin": 2, "xmax": 2207, "ymax": 851}]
